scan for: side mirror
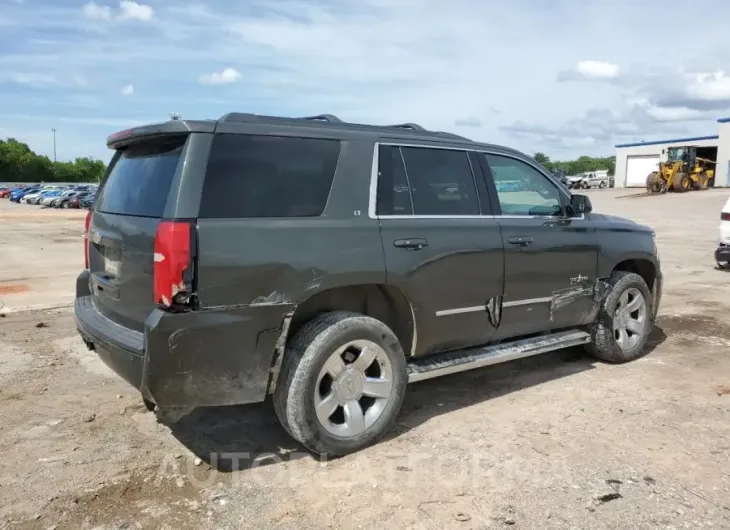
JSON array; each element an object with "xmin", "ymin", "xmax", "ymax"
[{"xmin": 569, "ymin": 194, "xmax": 592, "ymax": 215}]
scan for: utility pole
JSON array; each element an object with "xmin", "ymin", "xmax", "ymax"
[{"xmin": 51, "ymin": 128, "xmax": 57, "ymax": 162}]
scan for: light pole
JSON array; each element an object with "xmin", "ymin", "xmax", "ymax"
[{"xmin": 51, "ymin": 128, "xmax": 57, "ymax": 162}]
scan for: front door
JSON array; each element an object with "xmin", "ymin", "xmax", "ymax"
[
  {"xmin": 477, "ymin": 152, "xmax": 599, "ymax": 340},
  {"xmin": 375, "ymin": 144, "xmax": 504, "ymax": 356}
]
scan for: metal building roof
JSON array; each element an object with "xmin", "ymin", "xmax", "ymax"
[{"xmin": 614, "ymin": 135, "xmax": 719, "ymax": 148}]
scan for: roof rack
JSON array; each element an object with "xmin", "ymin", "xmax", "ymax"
[
  {"xmin": 389, "ymin": 123, "xmax": 426, "ymax": 132},
  {"xmin": 217, "ymin": 112, "xmax": 470, "ymax": 141},
  {"xmin": 300, "ymin": 114, "xmax": 342, "ymax": 123}
]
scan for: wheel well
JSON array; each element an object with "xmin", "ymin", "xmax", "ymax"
[
  {"xmin": 613, "ymin": 259, "xmax": 656, "ymax": 290},
  {"xmin": 288, "ymin": 284, "xmax": 415, "ymax": 357}
]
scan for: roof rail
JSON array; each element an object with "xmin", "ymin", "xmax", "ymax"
[
  {"xmin": 300, "ymin": 114, "xmax": 342, "ymax": 123},
  {"xmin": 390, "ymin": 123, "xmax": 426, "ymax": 132},
  {"xmin": 217, "ymin": 112, "xmax": 471, "ymax": 141}
]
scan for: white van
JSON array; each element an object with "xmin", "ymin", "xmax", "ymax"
[{"xmin": 716, "ymin": 195, "xmax": 730, "ymax": 267}]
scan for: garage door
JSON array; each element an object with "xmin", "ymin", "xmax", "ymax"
[{"xmin": 625, "ymin": 155, "xmax": 660, "ymax": 187}]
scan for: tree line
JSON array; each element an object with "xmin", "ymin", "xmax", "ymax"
[
  {"xmin": 533, "ymin": 152, "xmax": 616, "ymax": 176},
  {"xmin": 0, "ymin": 138, "xmax": 107, "ymax": 183}
]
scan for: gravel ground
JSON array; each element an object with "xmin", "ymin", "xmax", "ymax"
[{"xmin": 1, "ymin": 189, "xmax": 730, "ymax": 529}]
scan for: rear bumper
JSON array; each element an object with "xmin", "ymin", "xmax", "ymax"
[{"xmin": 74, "ymin": 270, "xmax": 294, "ymax": 410}]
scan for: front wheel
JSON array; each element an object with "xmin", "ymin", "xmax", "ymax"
[
  {"xmin": 586, "ymin": 271, "xmax": 653, "ymax": 363},
  {"xmin": 274, "ymin": 311, "xmax": 407, "ymax": 456}
]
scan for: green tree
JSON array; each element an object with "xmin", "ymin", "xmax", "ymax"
[
  {"xmin": 533, "ymin": 152, "xmax": 550, "ymax": 166},
  {"xmin": 0, "ymin": 137, "xmax": 106, "ymax": 183}
]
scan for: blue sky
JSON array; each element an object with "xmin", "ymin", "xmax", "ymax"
[{"xmin": 2, "ymin": 0, "xmax": 730, "ymax": 163}]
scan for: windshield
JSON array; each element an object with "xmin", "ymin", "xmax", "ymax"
[{"xmin": 667, "ymin": 147, "xmax": 686, "ymax": 162}]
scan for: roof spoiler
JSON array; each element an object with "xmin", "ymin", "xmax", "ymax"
[{"xmin": 106, "ymin": 120, "xmax": 216, "ymax": 149}]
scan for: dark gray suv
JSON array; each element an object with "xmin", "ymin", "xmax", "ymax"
[{"xmin": 74, "ymin": 113, "xmax": 662, "ymax": 456}]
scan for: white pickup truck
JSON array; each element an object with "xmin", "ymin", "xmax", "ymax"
[{"xmin": 567, "ymin": 170, "xmax": 610, "ymax": 189}]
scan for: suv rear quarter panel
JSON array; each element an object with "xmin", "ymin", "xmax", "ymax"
[{"xmin": 194, "ymin": 136, "xmax": 386, "ymax": 309}]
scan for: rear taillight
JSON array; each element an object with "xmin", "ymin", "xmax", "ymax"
[
  {"xmin": 722, "ymin": 212, "xmax": 730, "ymax": 221},
  {"xmin": 153, "ymin": 221, "xmax": 192, "ymax": 308},
  {"xmin": 84, "ymin": 210, "xmax": 92, "ymax": 269}
]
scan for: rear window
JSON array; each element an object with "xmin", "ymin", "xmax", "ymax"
[
  {"xmin": 95, "ymin": 135, "xmax": 186, "ymax": 217},
  {"xmin": 199, "ymin": 134, "xmax": 341, "ymax": 218}
]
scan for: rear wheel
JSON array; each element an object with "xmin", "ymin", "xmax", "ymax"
[
  {"xmin": 598, "ymin": 181, "xmax": 606, "ymax": 189},
  {"xmin": 693, "ymin": 172, "xmax": 710, "ymax": 190},
  {"xmin": 586, "ymin": 271, "xmax": 653, "ymax": 363},
  {"xmin": 274, "ymin": 311, "xmax": 407, "ymax": 456}
]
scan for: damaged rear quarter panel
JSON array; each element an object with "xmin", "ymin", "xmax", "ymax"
[{"xmin": 194, "ymin": 218, "xmax": 386, "ymax": 309}]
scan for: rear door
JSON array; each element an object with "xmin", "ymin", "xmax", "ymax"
[
  {"xmin": 88, "ymin": 134, "xmax": 189, "ymax": 331},
  {"xmin": 375, "ymin": 143, "xmax": 504, "ymax": 356}
]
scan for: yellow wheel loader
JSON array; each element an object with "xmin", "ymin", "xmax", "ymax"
[{"xmin": 646, "ymin": 146, "xmax": 716, "ymax": 194}]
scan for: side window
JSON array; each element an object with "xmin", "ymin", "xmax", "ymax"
[
  {"xmin": 376, "ymin": 145, "xmax": 413, "ymax": 216},
  {"xmin": 484, "ymin": 154, "xmax": 563, "ymax": 216},
  {"xmin": 199, "ymin": 134, "xmax": 341, "ymax": 218},
  {"xmin": 400, "ymin": 147, "xmax": 480, "ymax": 216}
]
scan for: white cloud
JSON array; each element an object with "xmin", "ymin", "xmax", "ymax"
[
  {"xmin": 644, "ymin": 105, "xmax": 711, "ymax": 122},
  {"xmin": 199, "ymin": 68, "xmax": 242, "ymax": 86},
  {"xmin": 5, "ymin": 72, "xmax": 58, "ymax": 87},
  {"xmin": 119, "ymin": 0, "xmax": 154, "ymax": 22},
  {"xmin": 684, "ymin": 71, "xmax": 730, "ymax": 102},
  {"xmin": 82, "ymin": 2, "xmax": 112, "ymax": 22},
  {"xmin": 576, "ymin": 60, "xmax": 620, "ymax": 80},
  {"xmin": 82, "ymin": 1, "xmax": 153, "ymax": 23},
  {"xmin": 120, "ymin": 83, "xmax": 134, "ymax": 95}
]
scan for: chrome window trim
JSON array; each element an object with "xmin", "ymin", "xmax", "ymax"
[{"xmin": 368, "ymin": 141, "xmax": 583, "ymax": 221}]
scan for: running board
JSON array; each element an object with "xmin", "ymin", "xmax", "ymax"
[{"xmin": 406, "ymin": 329, "xmax": 591, "ymax": 383}]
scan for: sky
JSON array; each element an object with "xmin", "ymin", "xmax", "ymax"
[{"xmin": 2, "ymin": 0, "xmax": 730, "ymax": 163}]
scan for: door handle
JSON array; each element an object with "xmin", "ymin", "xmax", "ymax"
[
  {"xmin": 394, "ymin": 238, "xmax": 428, "ymax": 250},
  {"xmin": 507, "ymin": 236, "xmax": 534, "ymax": 246}
]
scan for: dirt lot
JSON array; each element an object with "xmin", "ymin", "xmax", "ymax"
[{"xmin": 1, "ymin": 191, "xmax": 730, "ymax": 530}]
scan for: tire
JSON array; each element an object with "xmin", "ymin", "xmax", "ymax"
[
  {"xmin": 671, "ymin": 172, "xmax": 690, "ymax": 193},
  {"xmin": 586, "ymin": 271, "xmax": 654, "ymax": 363},
  {"xmin": 274, "ymin": 311, "xmax": 408, "ymax": 457},
  {"xmin": 599, "ymin": 181, "xmax": 606, "ymax": 189},
  {"xmin": 581, "ymin": 180, "xmax": 589, "ymax": 189}
]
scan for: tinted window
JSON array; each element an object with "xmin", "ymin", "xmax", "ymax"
[
  {"xmin": 484, "ymin": 154, "xmax": 562, "ymax": 216},
  {"xmin": 200, "ymin": 134, "xmax": 340, "ymax": 218},
  {"xmin": 96, "ymin": 135, "xmax": 186, "ymax": 217},
  {"xmin": 376, "ymin": 145, "xmax": 413, "ymax": 216},
  {"xmin": 400, "ymin": 147, "xmax": 479, "ymax": 215}
]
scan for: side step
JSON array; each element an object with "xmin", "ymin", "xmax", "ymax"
[{"xmin": 406, "ymin": 329, "xmax": 591, "ymax": 383}]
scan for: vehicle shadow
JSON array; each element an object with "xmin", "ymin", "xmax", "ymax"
[{"xmin": 168, "ymin": 326, "xmax": 668, "ymax": 472}]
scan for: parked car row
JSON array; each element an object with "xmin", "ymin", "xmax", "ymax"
[{"xmin": 0, "ymin": 184, "xmax": 97, "ymax": 209}]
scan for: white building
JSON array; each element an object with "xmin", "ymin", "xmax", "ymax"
[{"xmin": 614, "ymin": 117, "xmax": 730, "ymax": 188}]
